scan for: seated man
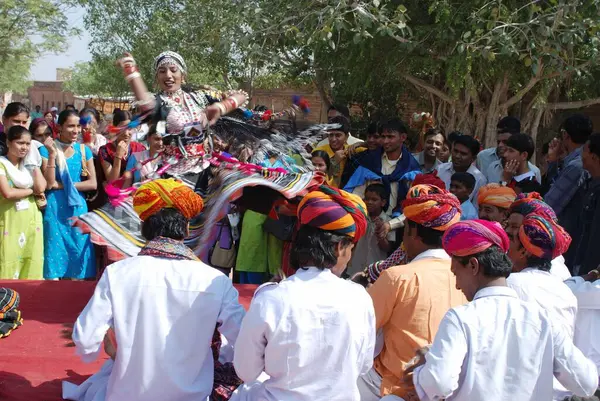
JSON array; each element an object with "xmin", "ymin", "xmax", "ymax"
[
  {"xmin": 231, "ymin": 186, "xmax": 376, "ymax": 401},
  {"xmin": 506, "ymin": 213, "xmax": 579, "ymax": 400},
  {"xmin": 506, "ymin": 193, "xmax": 571, "ymax": 281},
  {"xmin": 359, "ymin": 184, "xmax": 467, "ymax": 400},
  {"xmin": 402, "ymin": 220, "xmax": 598, "ymax": 401},
  {"xmin": 477, "ymin": 183, "xmax": 516, "ymax": 224},
  {"xmin": 564, "ymin": 271, "xmax": 600, "ymax": 400},
  {"xmin": 63, "ymin": 179, "xmax": 245, "ymax": 401}
]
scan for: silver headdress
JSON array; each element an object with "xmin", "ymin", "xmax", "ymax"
[{"xmin": 153, "ymin": 51, "xmax": 187, "ymax": 76}]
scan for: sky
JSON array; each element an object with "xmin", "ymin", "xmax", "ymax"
[{"xmin": 30, "ymin": 7, "xmax": 92, "ymax": 81}]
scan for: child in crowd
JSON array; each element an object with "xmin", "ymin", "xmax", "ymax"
[
  {"xmin": 311, "ymin": 150, "xmax": 334, "ymax": 186},
  {"xmin": 347, "ymin": 183, "xmax": 392, "ymax": 276},
  {"xmin": 450, "ymin": 172, "xmax": 478, "ymax": 220}
]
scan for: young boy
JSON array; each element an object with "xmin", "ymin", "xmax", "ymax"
[
  {"xmin": 347, "ymin": 183, "xmax": 392, "ymax": 276},
  {"xmin": 450, "ymin": 172, "xmax": 478, "ymax": 220},
  {"xmin": 501, "ymin": 133, "xmax": 538, "ymax": 188}
]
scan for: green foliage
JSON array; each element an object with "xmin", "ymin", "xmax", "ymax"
[
  {"xmin": 64, "ymin": 57, "xmax": 130, "ymax": 98},
  {"xmin": 0, "ymin": 0, "xmax": 79, "ymax": 92}
]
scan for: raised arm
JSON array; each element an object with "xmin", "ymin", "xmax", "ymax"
[{"xmin": 41, "ymin": 137, "xmax": 59, "ymax": 190}]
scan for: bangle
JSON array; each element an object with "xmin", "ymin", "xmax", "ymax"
[
  {"xmin": 215, "ymin": 102, "xmax": 227, "ymax": 115},
  {"xmin": 123, "ymin": 62, "xmax": 138, "ymax": 76},
  {"xmin": 223, "ymin": 97, "xmax": 237, "ymax": 112},
  {"xmin": 126, "ymin": 71, "xmax": 141, "ymax": 82},
  {"xmin": 228, "ymin": 96, "xmax": 239, "ymax": 109}
]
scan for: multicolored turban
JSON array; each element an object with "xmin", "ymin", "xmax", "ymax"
[
  {"xmin": 443, "ymin": 219, "xmax": 510, "ymax": 257},
  {"xmin": 133, "ymin": 178, "xmax": 204, "ymax": 221},
  {"xmin": 519, "ymin": 215, "xmax": 572, "ymax": 260},
  {"xmin": 402, "ymin": 184, "xmax": 461, "ymax": 231},
  {"xmin": 509, "ymin": 192, "xmax": 557, "ymax": 222},
  {"xmin": 297, "ymin": 185, "xmax": 368, "ymax": 243},
  {"xmin": 477, "ymin": 183, "xmax": 517, "ymax": 209},
  {"xmin": 153, "ymin": 51, "xmax": 187, "ymax": 76},
  {"xmin": 412, "ymin": 172, "xmax": 446, "ymax": 190}
]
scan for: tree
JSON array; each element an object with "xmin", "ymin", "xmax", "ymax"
[
  {"xmin": 241, "ymin": 0, "xmax": 600, "ymax": 145},
  {"xmin": 0, "ymin": 0, "xmax": 80, "ymax": 93},
  {"xmin": 64, "ymin": 57, "xmax": 130, "ymax": 99}
]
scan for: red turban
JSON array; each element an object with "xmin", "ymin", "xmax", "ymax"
[
  {"xmin": 519, "ymin": 215, "xmax": 572, "ymax": 260},
  {"xmin": 297, "ymin": 185, "xmax": 368, "ymax": 243},
  {"xmin": 412, "ymin": 172, "xmax": 446, "ymax": 190},
  {"xmin": 402, "ymin": 184, "xmax": 461, "ymax": 231},
  {"xmin": 443, "ymin": 219, "xmax": 510, "ymax": 257}
]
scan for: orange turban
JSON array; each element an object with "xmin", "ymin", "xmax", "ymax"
[
  {"xmin": 297, "ymin": 185, "xmax": 368, "ymax": 243},
  {"xmin": 477, "ymin": 184, "xmax": 516, "ymax": 209},
  {"xmin": 402, "ymin": 184, "xmax": 461, "ymax": 231},
  {"xmin": 133, "ymin": 178, "xmax": 204, "ymax": 221}
]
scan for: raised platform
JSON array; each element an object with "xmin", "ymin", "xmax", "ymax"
[{"xmin": 0, "ymin": 280, "xmax": 256, "ymax": 401}]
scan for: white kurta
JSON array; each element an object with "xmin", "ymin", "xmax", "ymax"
[
  {"xmin": 63, "ymin": 255, "xmax": 246, "ymax": 401},
  {"xmin": 507, "ymin": 267, "xmax": 577, "ymax": 337},
  {"xmin": 565, "ymin": 277, "xmax": 600, "ymax": 373},
  {"xmin": 231, "ymin": 267, "xmax": 376, "ymax": 401},
  {"xmin": 507, "ymin": 267, "xmax": 579, "ymax": 400},
  {"xmin": 413, "ymin": 286, "xmax": 598, "ymax": 401}
]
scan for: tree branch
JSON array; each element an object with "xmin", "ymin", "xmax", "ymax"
[
  {"xmin": 402, "ymin": 74, "xmax": 454, "ymax": 104},
  {"xmin": 501, "ymin": 62, "xmax": 543, "ymax": 110},
  {"xmin": 545, "ymin": 97, "xmax": 600, "ymax": 110}
]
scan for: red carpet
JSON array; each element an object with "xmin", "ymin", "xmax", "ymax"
[{"xmin": 0, "ymin": 280, "xmax": 256, "ymax": 401}]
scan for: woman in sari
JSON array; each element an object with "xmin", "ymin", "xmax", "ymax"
[
  {"xmin": 0, "ymin": 126, "xmax": 46, "ymax": 279},
  {"xmin": 40, "ymin": 110, "xmax": 97, "ymax": 279},
  {"xmin": 123, "ymin": 124, "xmax": 165, "ymax": 186}
]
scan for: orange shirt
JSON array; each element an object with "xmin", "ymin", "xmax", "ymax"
[{"xmin": 368, "ymin": 254, "xmax": 467, "ymax": 398}]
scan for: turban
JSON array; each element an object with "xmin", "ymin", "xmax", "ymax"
[
  {"xmin": 477, "ymin": 184, "xmax": 516, "ymax": 209},
  {"xmin": 133, "ymin": 178, "xmax": 204, "ymax": 221},
  {"xmin": 443, "ymin": 219, "xmax": 510, "ymax": 257},
  {"xmin": 402, "ymin": 184, "xmax": 461, "ymax": 231},
  {"xmin": 412, "ymin": 172, "xmax": 446, "ymax": 190},
  {"xmin": 154, "ymin": 51, "xmax": 187, "ymax": 76},
  {"xmin": 509, "ymin": 192, "xmax": 557, "ymax": 222},
  {"xmin": 297, "ymin": 185, "xmax": 368, "ymax": 243},
  {"xmin": 519, "ymin": 215, "xmax": 572, "ymax": 260}
]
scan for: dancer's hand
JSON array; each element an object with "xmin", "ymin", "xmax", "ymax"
[
  {"xmin": 116, "ymin": 52, "xmax": 136, "ymax": 71},
  {"xmin": 204, "ymin": 104, "xmax": 222, "ymax": 126}
]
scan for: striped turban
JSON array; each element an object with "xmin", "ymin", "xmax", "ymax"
[
  {"xmin": 519, "ymin": 215, "xmax": 572, "ymax": 260},
  {"xmin": 443, "ymin": 219, "xmax": 510, "ymax": 257},
  {"xmin": 402, "ymin": 184, "xmax": 461, "ymax": 231},
  {"xmin": 133, "ymin": 178, "xmax": 204, "ymax": 221},
  {"xmin": 297, "ymin": 185, "xmax": 368, "ymax": 243},
  {"xmin": 477, "ymin": 184, "xmax": 517, "ymax": 209},
  {"xmin": 509, "ymin": 192, "xmax": 557, "ymax": 222}
]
